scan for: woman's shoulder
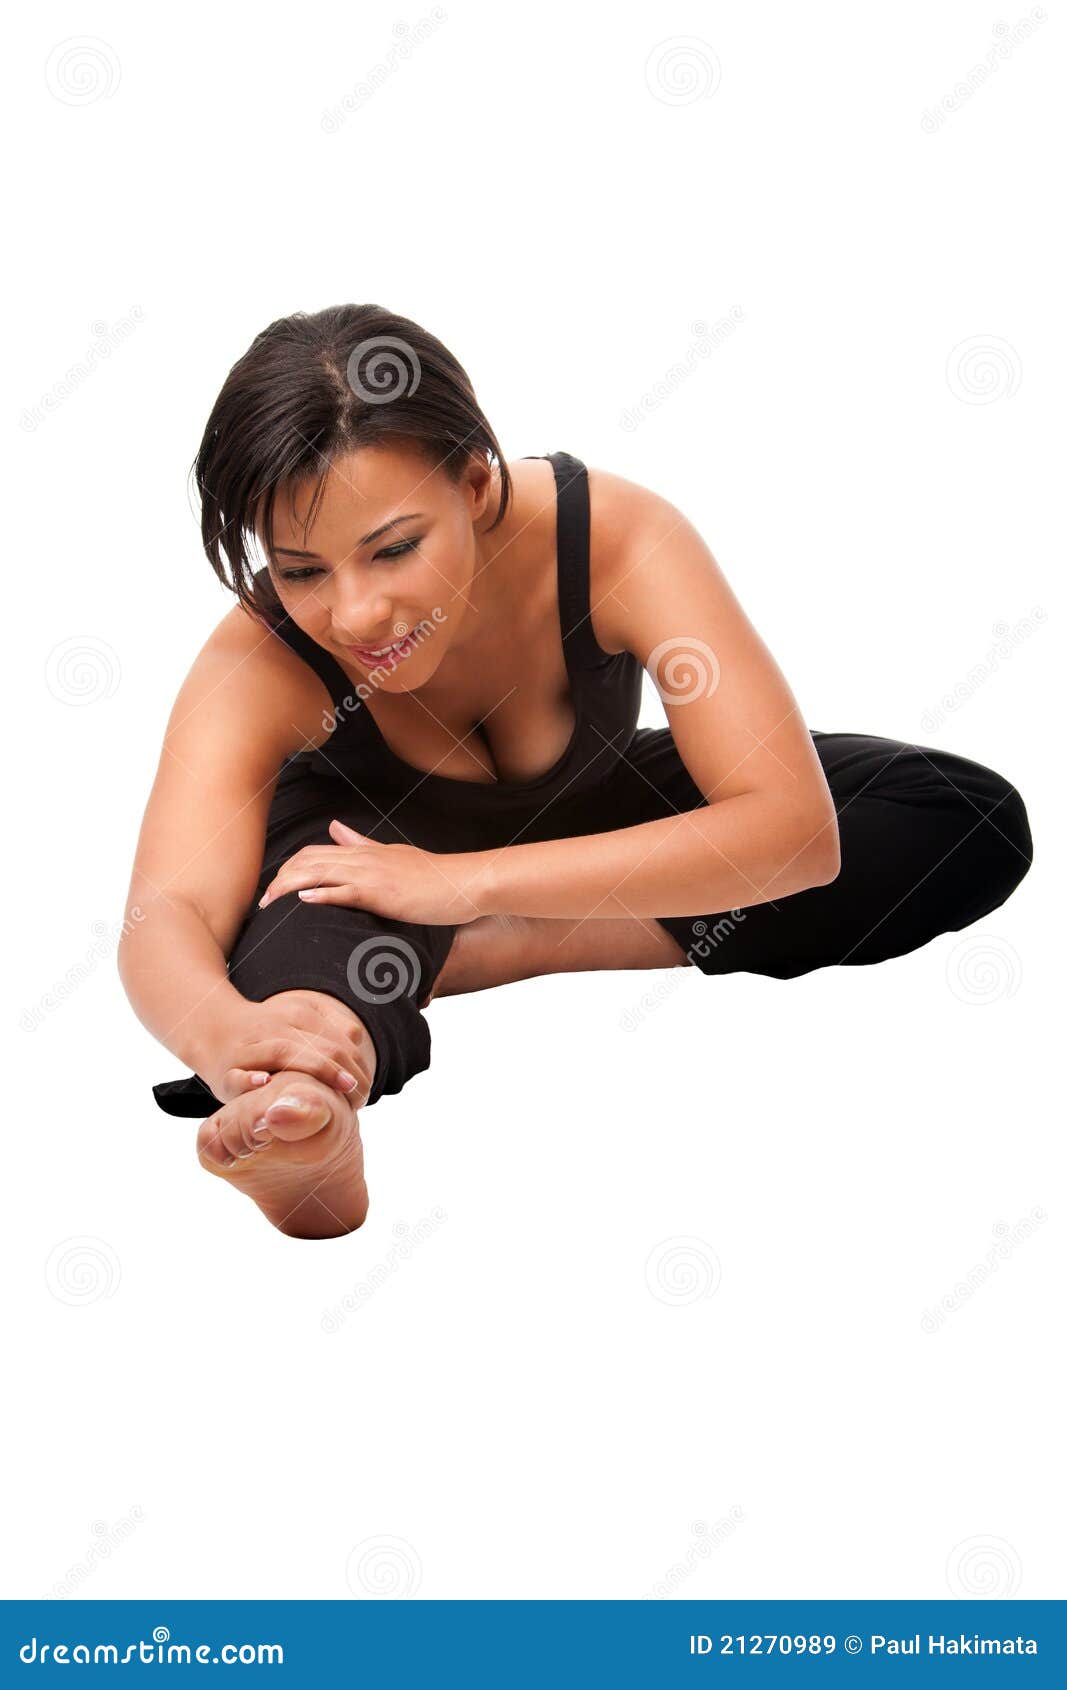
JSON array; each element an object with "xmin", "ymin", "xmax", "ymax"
[
  {"xmin": 187, "ymin": 596, "xmax": 336, "ymax": 755},
  {"xmin": 583, "ymin": 459, "xmax": 679, "ymax": 658},
  {"xmin": 506, "ymin": 453, "xmax": 669, "ymax": 657}
]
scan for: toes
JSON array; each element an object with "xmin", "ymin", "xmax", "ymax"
[
  {"xmin": 258, "ymin": 1080, "xmax": 336, "ymax": 1142},
  {"xmin": 195, "ymin": 1074, "xmax": 344, "ymax": 1175},
  {"xmin": 196, "ymin": 1108, "xmax": 264, "ymax": 1170},
  {"xmin": 196, "ymin": 1118, "xmax": 239, "ymax": 1171}
]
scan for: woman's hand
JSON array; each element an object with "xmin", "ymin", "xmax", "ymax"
[
  {"xmin": 191, "ymin": 988, "xmax": 376, "ymax": 1106},
  {"xmin": 256, "ymin": 820, "xmax": 493, "ymax": 926}
]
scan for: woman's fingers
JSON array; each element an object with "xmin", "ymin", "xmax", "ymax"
[
  {"xmin": 259, "ymin": 846, "xmax": 359, "ymax": 906},
  {"xmin": 227, "ymin": 1041, "xmax": 368, "ymax": 1099},
  {"xmin": 212, "ymin": 1067, "xmax": 273, "ymax": 1104}
]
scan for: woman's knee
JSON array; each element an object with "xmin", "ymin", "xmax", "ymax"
[
  {"xmin": 926, "ymin": 758, "xmax": 1033, "ymax": 926},
  {"xmin": 969, "ymin": 774, "xmax": 1033, "ymax": 908}
]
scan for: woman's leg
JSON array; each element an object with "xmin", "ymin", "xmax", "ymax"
[
  {"xmin": 432, "ymin": 912, "xmax": 689, "ymax": 996},
  {"xmin": 605, "ymin": 727, "xmax": 1032, "ymax": 978},
  {"xmin": 224, "ymin": 889, "xmax": 455, "ymax": 1106},
  {"xmin": 434, "ymin": 729, "xmax": 1032, "ymax": 991}
]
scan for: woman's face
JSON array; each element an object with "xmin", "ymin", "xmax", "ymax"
[{"xmin": 261, "ymin": 441, "xmax": 497, "ymax": 690}]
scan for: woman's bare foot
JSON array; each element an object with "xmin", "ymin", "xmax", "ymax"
[{"xmin": 196, "ymin": 1070, "xmax": 368, "ymax": 1239}]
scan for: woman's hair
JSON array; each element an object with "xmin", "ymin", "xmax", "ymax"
[{"xmin": 192, "ymin": 303, "xmax": 511, "ymax": 620}]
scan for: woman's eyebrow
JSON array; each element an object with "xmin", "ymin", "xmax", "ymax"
[{"xmin": 273, "ymin": 512, "xmax": 426, "ymax": 558}]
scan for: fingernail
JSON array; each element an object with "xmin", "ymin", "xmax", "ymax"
[
  {"xmin": 258, "ymin": 893, "xmax": 270, "ymax": 907},
  {"xmin": 220, "ymin": 1154, "xmax": 238, "ymax": 1168},
  {"xmin": 249, "ymin": 1072, "xmax": 271, "ymax": 1086},
  {"xmin": 251, "ymin": 1119, "xmax": 273, "ymax": 1141},
  {"xmin": 338, "ymin": 1070, "xmax": 358, "ymax": 1091}
]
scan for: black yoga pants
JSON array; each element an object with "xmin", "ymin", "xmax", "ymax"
[{"xmin": 197, "ymin": 727, "xmax": 1034, "ymax": 1112}]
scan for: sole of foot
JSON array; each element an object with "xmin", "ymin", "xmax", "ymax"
[{"xmin": 196, "ymin": 1070, "xmax": 369, "ymax": 1239}]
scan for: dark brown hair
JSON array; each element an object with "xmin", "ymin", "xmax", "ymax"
[{"xmin": 192, "ymin": 303, "xmax": 512, "ymax": 620}]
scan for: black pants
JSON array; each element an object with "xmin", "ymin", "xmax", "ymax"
[{"xmin": 204, "ymin": 728, "xmax": 1032, "ymax": 1111}]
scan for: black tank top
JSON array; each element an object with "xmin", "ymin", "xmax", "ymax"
[{"xmin": 254, "ymin": 451, "xmax": 644, "ymax": 813}]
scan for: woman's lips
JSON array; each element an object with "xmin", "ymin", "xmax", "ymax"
[{"xmin": 345, "ymin": 634, "xmax": 417, "ymax": 666}]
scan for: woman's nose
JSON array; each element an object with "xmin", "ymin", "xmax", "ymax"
[{"xmin": 332, "ymin": 587, "xmax": 393, "ymax": 641}]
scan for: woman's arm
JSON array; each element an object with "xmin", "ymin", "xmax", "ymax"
[
  {"xmin": 475, "ymin": 480, "xmax": 840, "ymax": 918},
  {"xmin": 117, "ymin": 607, "xmax": 368, "ymax": 1097},
  {"xmin": 258, "ymin": 477, "xmax": 841, "ymax": 925}
]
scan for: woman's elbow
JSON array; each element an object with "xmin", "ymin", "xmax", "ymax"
[
  {"xmin": 768, "ymin": 800, "xmax": 840, "ymax": 892},
  {"xmin": 795, "ymin": 807, "xmax": 841, "ymax": 887}
]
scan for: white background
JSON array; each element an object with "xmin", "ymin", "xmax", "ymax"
[{"xmin": 5, "ymin": 1, "xmax": 1061, "ymax": 1601}]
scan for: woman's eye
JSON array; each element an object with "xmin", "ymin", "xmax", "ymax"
[
  {"xmin": 376, "ymin": 538, "xmax": 422, "ymax": 561},
  {"xmin": 278, "ymin": 538, "xmax": 421, "ymax": 583}
]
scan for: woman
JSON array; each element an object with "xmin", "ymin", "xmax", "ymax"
[{"xmin": 118, "ymin": 303, "xmax": 1033, "ymax": 1240}]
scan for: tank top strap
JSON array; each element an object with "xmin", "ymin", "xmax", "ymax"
[
  {"xmin": 528, "ymin": 450, "xmax": 615, "ymax": 673},
  {"xmin": 249, "ymin": 566, "xmax": 355, "ymax": 713}
]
